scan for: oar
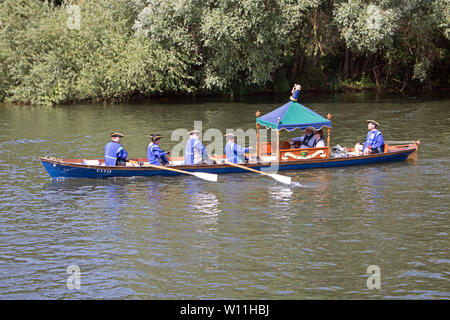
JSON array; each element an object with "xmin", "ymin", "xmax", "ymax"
[
  {"xmin": 130, "ymin": 161, "xmax": 217, "ymax": 182},
  {"xmin": 146, "ymin": 163, "xmax": 217, "ymax": 182},
  {"xmin": 224, "ymin": 160, "xmax": 292, "ymax": 185}
]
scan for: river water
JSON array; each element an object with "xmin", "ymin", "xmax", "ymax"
[{"xmin": 0, "ymin": 93, "xmax": 448, "ymax": 299}]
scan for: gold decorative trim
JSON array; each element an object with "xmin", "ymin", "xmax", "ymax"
[{"xmin": 281, "ymin": 150, "xmax": 326, "ymax": 160}]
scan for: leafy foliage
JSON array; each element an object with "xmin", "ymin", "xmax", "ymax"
[
  {"xmin": 0, "ymin": 0, "xmax": 192, "ymax": 105},
  {"xmin": 334, "ymin": 1, "xmax": 398, "ymax": 54},
  {"xmin": 0, "ymin": 0, "xmax": 448, "ymax": 104}
]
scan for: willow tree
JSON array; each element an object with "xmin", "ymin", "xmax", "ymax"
[
  {"xmin": 0, "ymin": 0, "xmax": 192, "ymax": 104},
  {"xmin": 334, "ymin": 0, "xmax": 449, "ymax": 90},
  {"xmin": 385, "ymin": 0, "xmax": 450, "ymax": 89},
  {"xmin": 0, "ymin": 0, "xmax": 448, "ymax": 105},
  {"xmin": 135, "ymin": 0, "xmax": 289, "ymax": 95}
]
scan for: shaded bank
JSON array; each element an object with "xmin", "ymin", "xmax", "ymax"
[{"xmin": 1, "ymin": 0, "xmax": 449, "ymax": 105}]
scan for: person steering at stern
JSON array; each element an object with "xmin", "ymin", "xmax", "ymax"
[{"xmin": 354, "ymin": 120, "xmax": 384, "ymax": 156}]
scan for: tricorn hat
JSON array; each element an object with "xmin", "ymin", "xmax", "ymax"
[
  {"xmin": 224, "ymin": 133, "xmax": 236, "ymax": 138},
  {"xmin": 111, "ymin": 132, "xmax": 124, "ymax": 137},
  {"xmin": 188, "ymin": 130, "xmax": 200, "ymax": 135},
  {"xmin": 150, "ymin": 134, "xmax": 162, "ymax": 142},
  {"xmin": 366, "ymin": 120, "xmax": 380, "ymax": 126}
]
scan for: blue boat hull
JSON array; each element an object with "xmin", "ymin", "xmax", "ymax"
[{"xmin": 40, "ymin": 147, "xmax": 416, "ymax": 179}]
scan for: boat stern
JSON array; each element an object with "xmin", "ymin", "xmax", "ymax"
[{"xmin": 406, "ymin": 140, "xmax": 420, "ymax": 161}]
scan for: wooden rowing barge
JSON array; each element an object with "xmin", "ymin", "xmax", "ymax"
[
  {"xmin": 40, "ymin": 142, "xmax": 418, "ymax": 179},
  {"xmin": 40, "ymin": 100, "xmax": 419, "ymax": 179}
]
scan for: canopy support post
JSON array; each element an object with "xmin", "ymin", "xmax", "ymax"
[
  {"xmin": 327, "ymin": 113, "xmax": 332, "ymax": 158},
  {"xmin": 256, "ymin": 111, "xmax": 261, "ymax": 161},
  {"xmin": 256, "ymin": 123, "xmax": 260, "ymax": 160},
  {"xmin": 276, "ymin": 129, "xmax": 281, "ymax": 161},
  {"xmin": 276, "ymin": 116, "xmax": 281, "ymax": 162}
]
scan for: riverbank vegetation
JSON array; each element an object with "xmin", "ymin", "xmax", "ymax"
[{"xmin": 0, "ymin": 0, "xmax": 448, "ymax": 105}]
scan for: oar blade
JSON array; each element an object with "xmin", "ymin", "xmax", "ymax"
[
  {"xmin": 192, "ymin": 172, "xmax": 218, "ymax": 182},
  {"xmin": 269, "ymin": 173, "xmax": 292, "ymax": 185}
]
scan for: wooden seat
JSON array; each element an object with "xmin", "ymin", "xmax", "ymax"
[{"xmin": 279, "ymin": 141, "xmax": 291, "ymax": 150}]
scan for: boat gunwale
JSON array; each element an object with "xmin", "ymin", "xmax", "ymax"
[{"xmin": 39, "ymin": 144, "xmax": 417, "ymax": 171}]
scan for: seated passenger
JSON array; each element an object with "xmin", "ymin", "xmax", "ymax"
[
  {"xmin": 147, "ymin": 134, "xmax": 170, "ymax": 166},
  {"xmin": 312, "ymin": 130, "xmax": 325, "ymax": 147},
  {"xmin": 224, "ymin": 133, "xmax": 252, "ymax": 164},
  {"xmin": 290, "ymin": 84, "xmax": 301, "ymax": 102},
  {"xmin": 104, "ymin": 132, "xmax": 128, "ymax": 166},
  {"xmin": 184, "ymin": 130, "xmax": 215, "ymax": 165},
  {"xmin": 289, "ymin": 128, "xmax": 316, "ymax": 149},
  {"xmin": 354, "ymin": 120, "xmax": 384, "ymax": 156}
]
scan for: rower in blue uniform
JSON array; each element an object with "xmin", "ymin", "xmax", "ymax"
[
  {"xmin": 289, "ymin": 128, "xmax": 316, "ymax": 149},
  {"xmin": 224, "ymin": 133, "xmax": 251, "ymax": 164},
  {"xmin": 354, "ymin": 120, "xmax": 384, "ymax": 156},
  {"xmin": 184, "ymin": 130, "xmax": 215, "ymax": 165},
  {"xmin": 104, "ymin": 132, "xmax": 128, "ymax": 166},
  {"xmin": 147, "ymin": 134, "xmax": 170, "ymax": 166},
  {"xmin": 290, "ymin": 84, "xmax": 301, "ymax": 102}
]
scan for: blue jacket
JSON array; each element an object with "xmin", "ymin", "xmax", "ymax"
[
  {"xmin": 147, "ymin": 143, "xmax": 169, "ymax": 166},
  {"xmin": 225, "ymin": 142, "xmax": 249, "ymax": 164},
  {"xmin": 363, "ymin": 129, "xmax": 384, "ymax": 153},
  {"xmin": 185, "ymin": 138, "xmax": 207, "ymax": 165},
  {"xmin": 290, "ymin": 89, "xmax": 301, "ymax": 101},
  {"xmin": 104, "ymin": 142, "xmax": 128, "ymax": 166}
]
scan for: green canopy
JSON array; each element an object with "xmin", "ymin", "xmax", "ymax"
[{"xmin": 256, "ymin": 101, "xmax": 332, "ymax": 131}]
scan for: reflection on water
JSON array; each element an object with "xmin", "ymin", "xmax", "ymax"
[
  {"xmin": 0, "ymin": 93, "xmax": 449, "ymax": 299},
  {"xmin": 188, "ymin": 191, "xmax": 221, "ymax": 234},
  {"xmin": 352, "ymin": 167, "xmax": 389, "ymax": 213},
  {"xmin": 189, "ymin": 192, "xmax": 221, "ymax": 215},
  {"xmin": 269, "ymin": 185, "xmax": 293, "ymax": 206}
]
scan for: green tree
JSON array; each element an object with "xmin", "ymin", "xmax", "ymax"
[
  {"xmin": 0, "ymin": 0, "xmax": 448, "ymax": 105},
  {"xmin": 135, "ymin": 0, "xmax": 289, "ymax": 94},
  {"xmin": 0, "ymin": 0, "xmax": 192, "ymax": 105}
]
